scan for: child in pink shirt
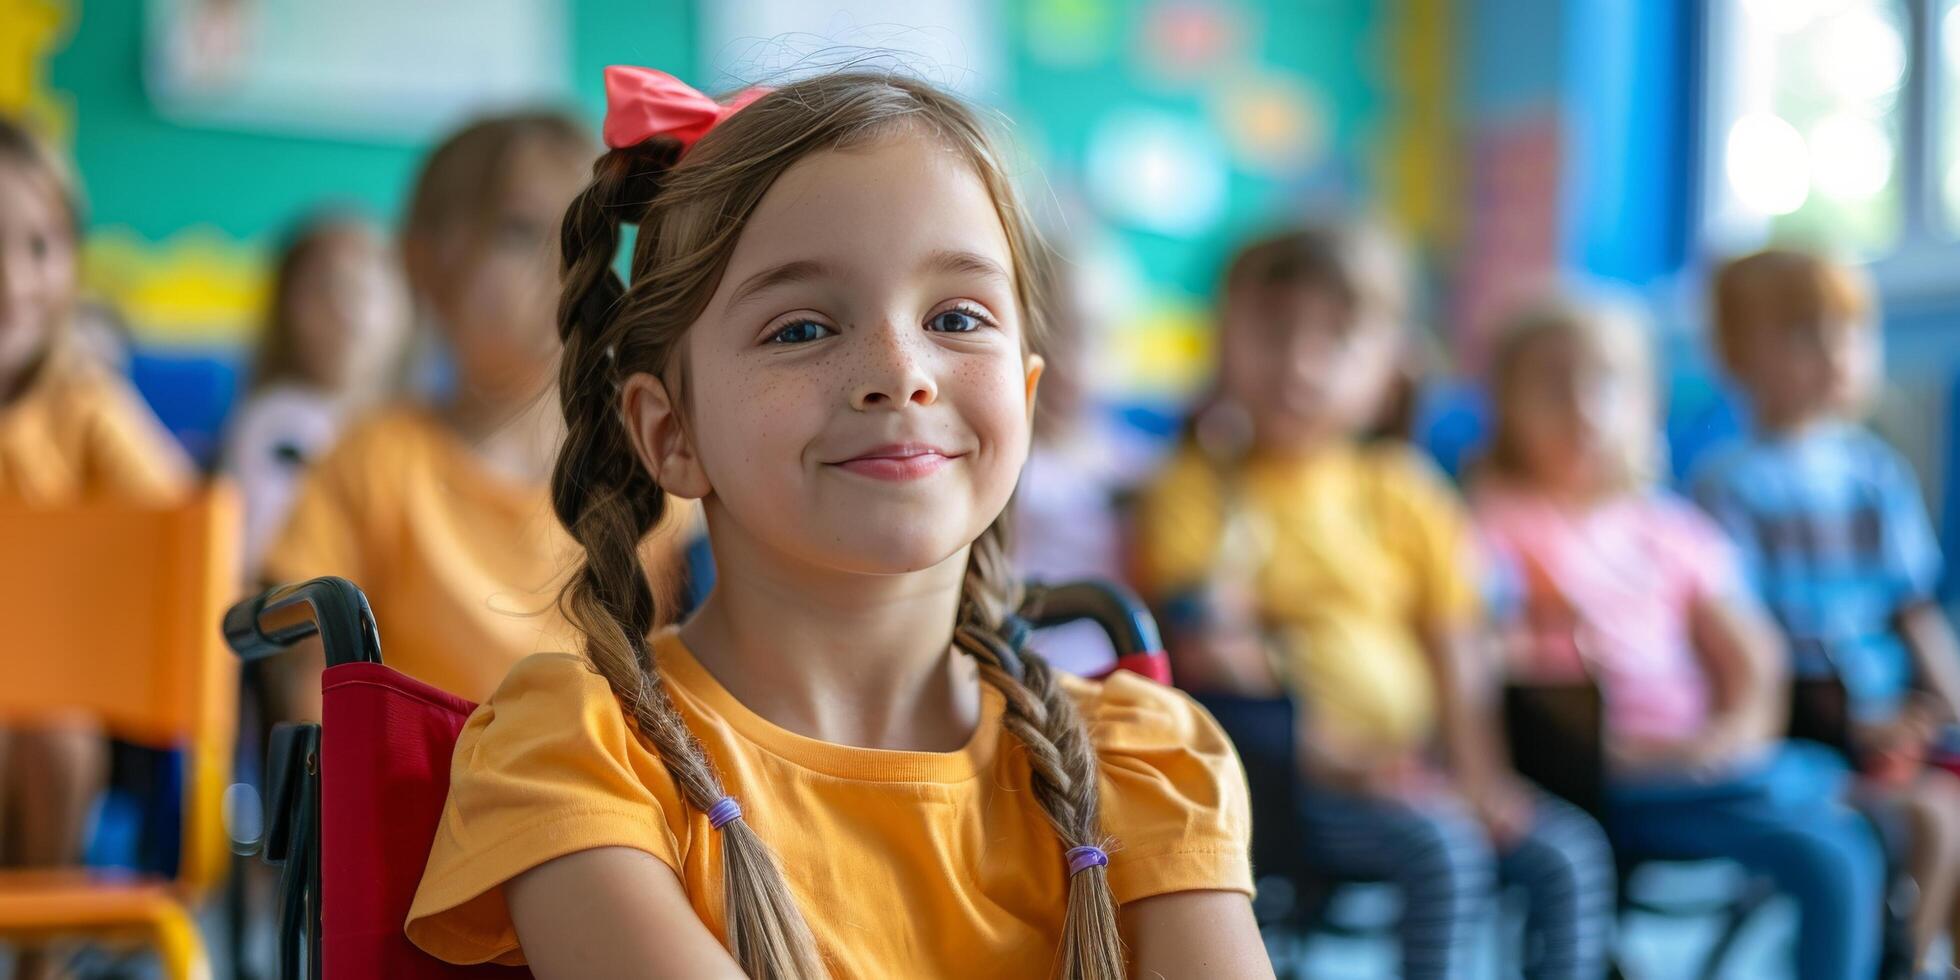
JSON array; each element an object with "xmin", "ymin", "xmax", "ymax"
[
  {"xmin": 1472, "ymin": 297, "xmax": 1884, "ymax": 980},
  {"xmin": 1478, "ymin": 481, "xmax": 1738, "ymax": 749}
]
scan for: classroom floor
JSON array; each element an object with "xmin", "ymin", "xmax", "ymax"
[
  {"xmin": 1277, "ymin": 864, "xmax": 1852, "ymax": 980},
  {"xmin": 6, "ymin": 875, "xmax": 1955, "ymax": 978}
]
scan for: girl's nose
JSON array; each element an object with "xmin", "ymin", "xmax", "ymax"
[{"xmin": 851, "ymin": 322, "xmax": 938, "ymax": 410}]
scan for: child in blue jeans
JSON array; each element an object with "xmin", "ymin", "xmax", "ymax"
[
  {"xmin": 1694, "ymin": 249, "xmax": 1960, "ymax": 974},
  {"xmin": 1477, "ymin": 298, "xmax": 1885, "ymax": 980}
]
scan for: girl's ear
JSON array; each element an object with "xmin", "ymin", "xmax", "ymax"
[
  {"xmin": 1023, "ymin": 352, "xmax": 1045, "ymax": 423},
  {"xmin": 621, "ymin": 372, "xmax": 711, "ymax": 499}
]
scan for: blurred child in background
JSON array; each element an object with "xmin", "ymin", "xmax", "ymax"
[
  {"xmin": 1693, "ymin": 250, "xmax": 1960, "ymax": 973},
  {"xmin": 1013, "ymin": 252, "xmax": 1161, "ymax": 675},
  {"xmin": 261, "ymin": 111, "xmax": 686, "ymax": 715},
  {"xmin": 0, "ymin": 116, "xmax": 193, "ymax": 980},
  {"xmin": 1476, "ymin": 298, "xmax": 1886, "ymax": 980},
  {"xmin": 1134, "ymin": 225, "xmax": 1614, "ymax": 980},
  {"xmin": 224, "ymin": 213, "xmax": 408, "ymax": 575}
]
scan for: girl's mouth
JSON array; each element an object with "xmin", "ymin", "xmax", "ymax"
[{"xmin": 827, "ymin": 443, "xmax": 964, "ymax": 482}]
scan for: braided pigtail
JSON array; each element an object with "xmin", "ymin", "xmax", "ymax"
[
  {"xmin": 953, "ymin": 517, "xmax": 1126, "ymax": 979},
  {"xmin": 551, "ymin": 138, "xmax": 827, "ymax": 979}
]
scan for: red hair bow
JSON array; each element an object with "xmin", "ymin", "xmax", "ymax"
[{"xmin": 601, "ymin": 65, "xmax": 768, "ymax": 152}]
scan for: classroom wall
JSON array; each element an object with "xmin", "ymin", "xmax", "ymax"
[
  {"xmin": 36, "ymin": 0, "xmax": 691, "ymax": 351},
  {"xmin": 3, "ymin": 0, "xmax": 1443, "ymax": 462},
  {"xmin": 19, "ymin": 1, "xmax": 1409, "ymax": 352}
]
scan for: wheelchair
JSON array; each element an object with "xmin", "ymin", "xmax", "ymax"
[{"xmin": 223, "ymin": 576, "xmax": 1171, "ymax": 979}]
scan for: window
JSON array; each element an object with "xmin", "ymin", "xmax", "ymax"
[
  {"xmin": 1940, "ymin": 0, "xmax": 1960, "ymax": 227},
  {"xmin": 1708, "ymin": 0, "xmax": 1912, "ymax": 258}
]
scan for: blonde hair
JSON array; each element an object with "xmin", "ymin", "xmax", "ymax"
[
  {"xmin": 1710, "ymin": 248, "xmax": 1873, "ymax": 374},
  {"xmin": 549, "ymin": 72, "xmax": 1120, "ymax": 978},
  {"xmin": 0, "ymin": 116, "xmax": 82, "ymax": 238},
  {"xmin": 1485, "ymin": 295, "xmax": 1659, "ymax": 491},
  {"xmin": 0, "ymin": 117, "xmax": 85, "ymax": 386}
]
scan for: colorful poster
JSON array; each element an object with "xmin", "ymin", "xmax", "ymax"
[{"xmin": 145, "ymin": 0, "xmax": 570, "ymax": 142}]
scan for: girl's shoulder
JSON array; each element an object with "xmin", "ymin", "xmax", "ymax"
[
  {"xmin": 449, "ymin": 650, "xmax": 685, "ymax": 817},
  {"xmin": 18, "ymin": 356, "xmax": 194, "ymax": 500},
  {"xmin": 324, "ymin": 400, "xmax": 443, "ymax": 453},
  {"xmin": 1056, "ymin": 668, "xmax": 1233, "ymax": 749},
  {"xmin": 1054, "ymin": 669, "xmax": 1254, "ymax": 894},
  {"xmin": 26, "ymin": 356, "xmax": 145, "ymax": 426},
  {"xmin": 1625, "ymin": 487, "xmax": 1726, "ymax": 540}
]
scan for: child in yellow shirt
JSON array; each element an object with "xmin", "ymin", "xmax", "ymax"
[
  {"xmin": 402, "ymin": 66, "xmax": 1265, "ymax": 978},
  {"xmin": 261, "ymin": 112, "xmax": 688, "ymax": 712},
  {"xmin": 1134, "ymin": 225, "xmax": 1613, "ymax": 979},
  {"xmin": 0, "ymin": 117, "xmax": 193, "ymax": 980}
]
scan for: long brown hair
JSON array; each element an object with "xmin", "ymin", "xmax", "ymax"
[
  {"xmin": 0, "ymin": 116, "xmax": 82, "ymax": 238},
  {"xmin": 247, "ymin": 213, "xmax": 372, "ymax": 393},
  {"xmin": 0, "ymin": 116, "xmax": 85, "ymax": 395},
  {"xmin": 549, "ymin": 72, "xmax": 1120, "ymax": 978}
]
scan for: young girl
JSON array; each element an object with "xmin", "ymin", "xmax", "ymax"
[
  {"xmin": 224, "ymin": 212, "xmax": 407, "ymax": 575},
  {"xmin": 1473, "ymin": 298, "xmax": 1887, "ymax": 980},
  {"xmin": 0, "ymin": 116, "xmax": 193, "ymax": 979},
  {"xmin": 260, "ymin": 111, "xmax": 690, "ymax": 714},
  {"xmin": 1133, "ymin": 225, "xmax": 1613, "ymax": 980},
  {"xmin": 404, "ymin": 67, "xmax": 1265, "ymax": 978}
]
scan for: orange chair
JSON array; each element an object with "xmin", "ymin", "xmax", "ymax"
[{"xmin": 0, "ymin": 486, "xmax": 242, "ymax": 980}]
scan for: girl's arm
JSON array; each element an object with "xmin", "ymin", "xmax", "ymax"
[
  {"xmin": 1122, "ymin": 890, "xmax": 1273, "ymax": 979},
  {"xmin": 1424, "ymin": 625, "xmax": 1533, "ymax": 842},
  {"xmin": 1683, "ymin": 593, "xmax": 1788, "ymax": 767},
  {"xmin": 506, "ymin": 846, "xmax": 744, "ymax": 979},
  {"xmin": 1896, "ymin": 600, "xmax": 1960, "ymax": 724}
]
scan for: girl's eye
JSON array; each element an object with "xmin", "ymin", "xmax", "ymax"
[
  {"xmin": 768, "ymin": 319, "xmax": 835, "ymax": 345},
  {"xmin": 928, "ymin": 306, "xmax": 989, "ymax": 334},
  {"xmin": 26, "ymin": 233, "xmax": 48, "ymax": 260}
]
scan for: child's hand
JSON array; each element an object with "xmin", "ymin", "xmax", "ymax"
[
  {"xmin": 1299, "ymin": 727, "xmax": 1434, "ymax": 799},
  {"xmin": 1853, "ymin": 700, "xmax": 1936, "ymax": 754},
  {"xmin": 1853, "ymin": 698, "xmax": 1937, "ymax": 785},
  {"xmin": 1466, "ymin": 775, "xmax": 1535, "ymax": 847},
  {"xmin": 1605, "ymin": 734, "xmax": 1689, "ymax": 776},
  {"xmin": 1610, "ymin": 729, "xmax": 1761, "ymax": 781}
]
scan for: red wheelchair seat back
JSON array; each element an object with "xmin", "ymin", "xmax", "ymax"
[
  {"xmin": 320, "ymin": 662, "xmax": 525, "ymax": 978},
  {"xmin": 319, "ymin": 650, "xmax": 1166, "ymax": 978}
]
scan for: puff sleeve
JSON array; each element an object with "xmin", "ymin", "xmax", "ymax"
[{"xmin": 405, "ymin": 653, "xmax": 684, "ymax": 965}]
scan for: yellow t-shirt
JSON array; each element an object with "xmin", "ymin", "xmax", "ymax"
[
  {"xmin": 0, "ymin": 358, "xmax": 192, "ymax": 506},
  {"xmin": 406, "ymin": 628, "xmax": 1254, "ymax": 975},
  {"xmin": 263, "ymin": 404, "xmax": 660, "ymax": 702},
  {"xmin": 1134, "ymin": 442, "xmax": 1479, "ymax": 753}
]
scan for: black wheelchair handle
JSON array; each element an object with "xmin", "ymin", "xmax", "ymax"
[
  {"xmin": 1018, "ymin": 580, "xmax": 1162, "ymax": 658},
  {"xmin": 223, "ymin": 576, "xmax": 385, "ymax": 668}
]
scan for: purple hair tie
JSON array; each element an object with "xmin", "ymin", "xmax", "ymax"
[
  {"xmin": 706, "ymin": 796, "xmax": 743, "ymax": 830},
  {"xmin": 1066, "ymin": 845, "xmax": 1108, "ymax": 876}
]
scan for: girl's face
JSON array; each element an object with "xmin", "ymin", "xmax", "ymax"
[
  {"xmin": 288, "ymin": 225, "xmax": 408, "ymax": 391},
  {"xmin": 0, "ymin": 162, "xmax": 76, "ymax": 388},
  {"xmin": 1503, "ymin": 328, "xmax": 1648, "ymax": 496},
  {"xmin": 1219, "ymin": 284, "xmax": 1399, "ymax": 453},
  {"xmin": 633, "ymin": 132, "xmax": 1042, "ymax": 577},
  {"xmin": 415, "ymin": 141, "xmax": 587, "ymax": 397}
]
